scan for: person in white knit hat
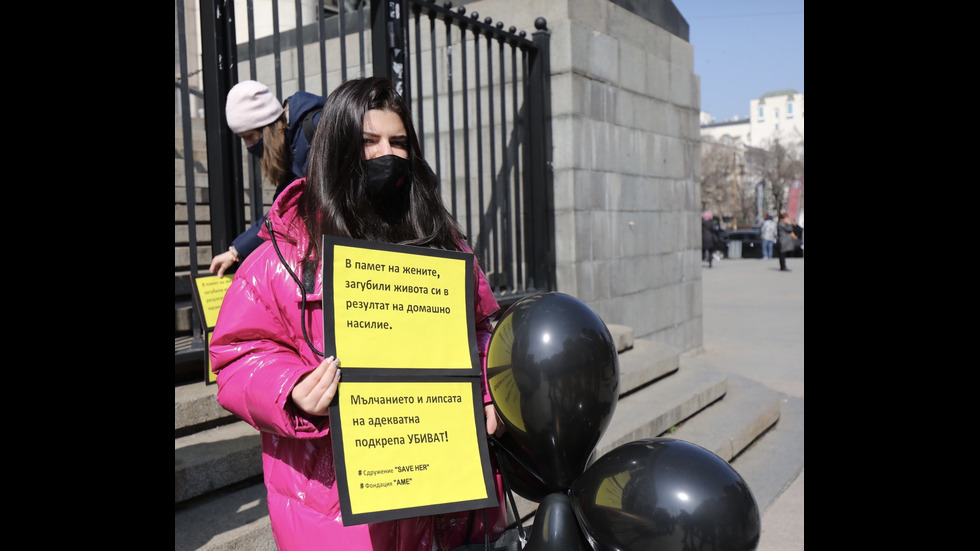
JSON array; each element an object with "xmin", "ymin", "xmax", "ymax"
[
  {"xmin": 209, "ymin": 80, "xmax": 326, "ymax": 276},
  {"xmin": 225, "ymin": 79, "xmax": 284, "ymax": 134}
]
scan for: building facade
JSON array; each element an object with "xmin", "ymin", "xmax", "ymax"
[
  {"xmin": 750, "ymin": 90, "xmax": 804, "ymax": 148},
  {"xmin": 699, "ymin": 89, "xmax": 804, "ymax": 149}
]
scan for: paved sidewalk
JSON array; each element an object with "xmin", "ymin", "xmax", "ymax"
[{"xmin": 696, "ymin": 255, "xmax": 804, "ymax": 550}]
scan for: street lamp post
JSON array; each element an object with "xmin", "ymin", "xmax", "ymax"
[{"xmin": 732, "ymin": 152, "xmax": 744, "ymax": 230}]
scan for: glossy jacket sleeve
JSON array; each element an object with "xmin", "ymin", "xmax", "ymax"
[{"xmin": 209, "ymin": 259, "xmax": 329, "ymax": 438}]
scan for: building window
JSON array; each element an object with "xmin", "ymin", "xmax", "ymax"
[
  {"xmin": 774, "ymin": 108, "xmax": 780, "ymax": 119},
  {"xmin": 787, "ymin": 101, "xmax": 794, "ymax": 117},
  {"xmin": 758, "ymin": 105, "xmax": 764, "ymax": 119}
]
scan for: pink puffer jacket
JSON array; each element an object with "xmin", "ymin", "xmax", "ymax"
[{"xmin": 210, "ymin": 179, "xmax": 506, "ymax": 550}]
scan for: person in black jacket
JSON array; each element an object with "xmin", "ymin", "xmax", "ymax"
[
  {"xmin": 701, "ymin": 210, "xmax": 721, "ymax": 268},
  {"xmin": 209, "ymin": 80, "xmax": 327, "ymax": 276},
  {"xmin": 776, "ymin": 211, "xmax": 798, "ymax": 271}
]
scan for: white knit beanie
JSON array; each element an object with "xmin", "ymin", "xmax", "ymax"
[{"xmin": 225, "ymin": 80, "xmax": 284, "ymax": 134}]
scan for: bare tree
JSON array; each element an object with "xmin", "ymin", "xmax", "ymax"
[
  {"xmin": 756, "ymin": 138, "xmax": 804, "ymax": 216},
  {"xmin": 699, "ymin": 139, "xmax": 740, "ymax": 224}
]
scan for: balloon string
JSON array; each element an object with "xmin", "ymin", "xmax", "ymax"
[
  {"xmin": 489, "ymin": 436, "xmax": 528, "ymax": 545},
  {"xmin": 487, "ymin": 435, "xmax": 547, "ymax": 487}
]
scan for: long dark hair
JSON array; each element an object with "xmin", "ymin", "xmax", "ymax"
[{"xmin": 300, "ymin": 77, "xmax": 464, "ymax": 266}]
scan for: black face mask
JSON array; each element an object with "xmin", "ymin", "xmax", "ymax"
[
  {"xmin": 246, "ymin": 136, "xmax": 264, "ymax": 158},
  {"xmin": 363, "ymin": 154, "xmax": 410, "ymax": 203}
]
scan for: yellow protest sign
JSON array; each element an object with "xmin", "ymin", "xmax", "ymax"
[
  {"xmin": 327, "ymin": 242, "xmax": 475, "ymax": 372},
  {"xmin": 190, "ymin": 274, "xmax": 234, "ymax": 384},
  {"xmin": 322, "ymin": 236, "xmax": 496, "ymax": 526},
  {"xmin": 334, "ymin": 380, "xmax": 493, "ymax": 520}
]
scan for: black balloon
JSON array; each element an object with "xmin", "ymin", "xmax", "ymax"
[
  {"xmin": 487, "ymin": 292, "xmax": 620, "ymax": 501},
  {"xmin": 568, "ymin": 438, "xmax": 761, "ymax": 551},
  {"xmin": 523, "ymin": 493, "xmax": 592, "ymax": 551}
]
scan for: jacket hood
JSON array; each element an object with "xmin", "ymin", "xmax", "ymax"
[
  {"xmin": 257, "ymin": 178, "xmax": 321, "ymax": 297},
  {"xmin": 284, "ymin": 91, "xmax": 326, "ymax": 179}
]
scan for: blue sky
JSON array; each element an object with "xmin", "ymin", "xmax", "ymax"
[{"xmin": 671, "ymin": 0, "xmax": 804, "ymax": 121}]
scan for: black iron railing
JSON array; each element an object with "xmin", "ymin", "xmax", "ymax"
[{"xmin": 175, "ymin": 0, "xmax": 555, "ymax": 379}]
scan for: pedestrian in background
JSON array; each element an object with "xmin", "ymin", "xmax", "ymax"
[
  {"xmin": 760, "ymin": 214, "xmax": 777, "ymax": 259},
  {"xmin": 209, "ymin": 80, "xmax": 327, "ymax": 277},
  {"xmin": 208, "ymin": 77, "xmax": 507, "ymax": 550},
  {"xmin": 702, "ymin": 211, "xmax": 721, "ymax": 268},
  {"xmin": 776, "ymin": 211, "xmax": 797, "ymax": 272}
]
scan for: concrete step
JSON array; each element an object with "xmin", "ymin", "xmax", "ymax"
[
  {"xmin": 175, "ymin": 421, "xmax": 262, "ymax": 503},
  {"xmin": 672, "ymin": 353, "xmax": 796, "ymax": 515},
  {"xmin": 174, "ymin": 325, "xmax": 781, "ymax": 550},
  {"xmin": 175, "ymin": 381, "xmax": 226, "ymax": 434},
  {"xmin": 724, "ymin": 389, "xmax": 804, "ymax": 516},
  {"xmin": 669, "ymin": 371, "xmax": 780, "ymax": 463},
  {"xmin": 174, "ymin": 482, "xmax": 275, "ymax": 551}
]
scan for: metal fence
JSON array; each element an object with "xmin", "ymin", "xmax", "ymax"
[{"xmin": 175, "ymin": 0, "xmax": 555, "ymax": 378}]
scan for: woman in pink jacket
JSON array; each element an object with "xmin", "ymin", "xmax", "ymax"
[{"xmin": 209, "ymin": 77, "xmax": 508, "ymax": 550}]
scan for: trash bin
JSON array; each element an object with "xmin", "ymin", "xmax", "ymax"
[{"xmin": 727, "ymin": 240, "xmax": 742, "ymax": 259}]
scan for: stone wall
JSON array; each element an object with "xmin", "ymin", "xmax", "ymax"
[{"xmin": 474, "ymin": 0, "xmax": 704, "ymax": 352}]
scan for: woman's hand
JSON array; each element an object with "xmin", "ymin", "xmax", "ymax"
[
  {"xmin": 485, "ymin": 403, "xmax": 504, "ymax": 437},
  {"xmin": 209, "ymin": 248, "xmax": 239, "ymax": 277},
  {"xmin": 291, "ymin": 356, "xmax": 341, "ymax": 417}
]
